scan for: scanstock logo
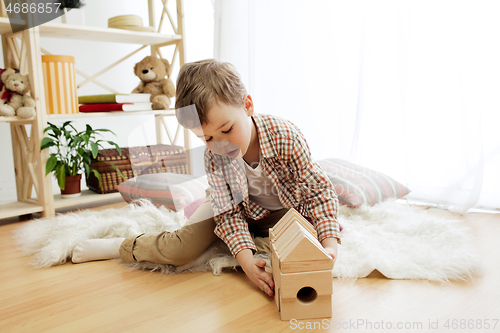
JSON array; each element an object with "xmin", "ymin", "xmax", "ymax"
[{"xmin": 3, "ymin": 0, "xmax": 69, "ymax": 33}]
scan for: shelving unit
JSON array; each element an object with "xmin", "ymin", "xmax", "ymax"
[
  {"xmin": 38, "ymin": 22, "xmax": 182, "ymax": 45},
  {"xmin": 0, "ymin": 17, "xmax": 12, "ymax": 34},
  {"xmin": 47, "ymin": 109, "xmax": 175, "ymax": 119},
  {"xmin": 0, "ymin": 0, "xmax": 190, "ymax": 219},
  {"xmin": 52, "ymin": 190, "xmax": 122, "ymax": 209}
]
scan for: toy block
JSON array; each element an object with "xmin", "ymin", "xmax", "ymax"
[
  {"xmin": 280, "ymin": 294, "xmax": 332, "ymax": 321},
  {"xmin": 279, "ymin": 270, "xmax": 332, "ymax": 299},
  {"xmin": 271, "ymin": 208, "xmax": 317, "ymax": 240},
  {"xmin": 273, "ymin": 221, "xmax": 304, "ymax": 255},
  {"xmin": 272, "ymin": 221, "xmax": 332, "ymax": 272},
  {"xmin": 280, "ymin": 259, "xmax": 333, "ymax": 274},
  {"xmin": 279, "ymin": 225, "xmax": 331, "ymax": 263},
  {"xmin": 271, "ymin": 241, "xmax": 285, "ymax": 311},
  {"xmin": 269, "ymin": 208, "xmax": 334, "ymax": 321}
]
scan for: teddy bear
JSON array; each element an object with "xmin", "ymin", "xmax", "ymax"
[
  {"xmin": 132, "ymin": 56, "xmax": 176, "ymax": 110},
  {"xmin": 0, "ymin": 68, "xmax": 36, "ymax": 119}
]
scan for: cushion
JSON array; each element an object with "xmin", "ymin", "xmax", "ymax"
[
  {"xmin": 317, "ymin": 158, "xmax": 410, "ymax": 207},
  {"xmin": 117, "ymin": 173, "xmax": 209, "ymax": 211},
  {"xmin": 184, "ymin": 197, "xmax": 206, "ymax": 219}
]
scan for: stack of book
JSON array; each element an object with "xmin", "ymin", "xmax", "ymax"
[{"xmin": 78, "ymin": 94, "xmax": 153, "ymax": 112}]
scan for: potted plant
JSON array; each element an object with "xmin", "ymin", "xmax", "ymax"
[{"xmin": 40, "ymin": 121, "xmax": 124, "ymax": 197}]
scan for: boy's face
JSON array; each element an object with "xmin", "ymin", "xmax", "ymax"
[{"xmin": 191, "ymin": 95, "xmax": 255, "ymax": 159}]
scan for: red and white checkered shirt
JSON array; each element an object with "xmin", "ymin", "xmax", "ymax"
[{"xmin": 205, "ymin": 113, "xmax": 341, "ymax": 257}]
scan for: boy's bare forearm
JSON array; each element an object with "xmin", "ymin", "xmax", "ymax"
[
  {"xmin": 235, "ymin": 248, "xmax": 254, "ymax": 268},
  {"xmin": 321, "ymin": 237, "xmax": 338, "ymax": 248},
  {"xmin": 321, "ymin": 237, "xmax": 338, "ymax": 264},
  {"xmin": 236, "ymin": 248, "xmax": 275, "ymax": 297}
]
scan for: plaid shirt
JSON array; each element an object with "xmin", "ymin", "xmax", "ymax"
[{"xmin": 205, "ymin": 113, "xmax": 341, "ymax": 257}]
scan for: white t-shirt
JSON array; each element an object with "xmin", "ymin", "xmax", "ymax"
[{"xmin": 238, "ymin": 158, "xmax": 284, "ymax": 211}]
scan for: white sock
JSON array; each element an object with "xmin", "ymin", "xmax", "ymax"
[{"xmin": 72, "ymin": 238, "xmax": 126, "ymax": 263}]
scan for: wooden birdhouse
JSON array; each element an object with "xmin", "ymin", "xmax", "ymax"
[{"xmin": 269, "ymin": 208, "xmax": 334, "ymax": 321}]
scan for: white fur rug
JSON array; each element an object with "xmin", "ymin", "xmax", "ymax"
[{"xmin": 13, "ymin": 200, "xmax": 482, "ymax": 281}]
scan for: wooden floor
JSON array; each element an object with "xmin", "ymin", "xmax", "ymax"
[{"xmin": 0, "ymin": 202, "xmax": 499, "ymax": 333}]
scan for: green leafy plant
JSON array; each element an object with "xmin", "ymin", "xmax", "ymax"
[{"xmin": 40, "ymin": 121, "xmax": 124, "ymax": 190}]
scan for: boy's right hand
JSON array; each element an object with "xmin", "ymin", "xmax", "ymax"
[{"xmin": 236, "ymin": 249, "xmax": 275, "ymax": 297}]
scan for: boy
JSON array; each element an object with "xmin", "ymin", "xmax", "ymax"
[{"xmin": 72, "ymin": 59, "xmax": 341, "ymax": 297}]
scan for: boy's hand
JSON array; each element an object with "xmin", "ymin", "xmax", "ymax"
[
  {"xmin": 236, "ymin": 249, "xmax": 275, "ymax": 297},
  {"xmin": 321, "ymin": 237, "xmax": 338, "ymax": 265}
]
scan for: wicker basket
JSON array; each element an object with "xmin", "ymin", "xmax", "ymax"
[
  {"xmin": 86, "ymin": 144, "xmax": 188, "ymax": 194},
  {"xmin": 130, "ymin": 144, "xmax": 188, "ymax": 177}
]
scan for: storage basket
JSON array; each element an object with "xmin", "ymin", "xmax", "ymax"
[
  {"xmin": 41, "ymin": 55, "xmax": 78, "ymax": 115},
  {"xmin": 86, "ymin": 144, "xmax": 188, "ymax": 194}
]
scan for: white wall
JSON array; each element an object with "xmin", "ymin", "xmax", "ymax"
[{"xmin": 0, "ymin": 0, "xmax": 213, "ymax": 203}]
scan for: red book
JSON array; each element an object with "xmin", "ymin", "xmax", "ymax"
[{"xmin": 79, "ymin": 102, "xmax": 152, "ymax": 112}]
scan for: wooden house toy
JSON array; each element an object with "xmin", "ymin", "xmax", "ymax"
[{"xmin": 269, "ymin": 208, "xmax": 334, "ymax": 321}]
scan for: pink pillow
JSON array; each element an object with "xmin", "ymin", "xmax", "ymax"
[
  {"xmin": 117, "ymin": 173, "xmax": 208, "ymax": 211},
  {"xmin": 317, "ymin": 158, "xmax": 410, "ymax": 207},
  {"xmin": 184, "ymin": 197, "xmax": 206, "ymax": 219}
]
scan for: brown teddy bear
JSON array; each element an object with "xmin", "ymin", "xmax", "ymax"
[
  {"xmin": 0, "ymin": 68, "xmax": 36, "ymax": 119},
  {"xmin": 132, "ymin": 56, "xmax": 175, "ymax": 110}
]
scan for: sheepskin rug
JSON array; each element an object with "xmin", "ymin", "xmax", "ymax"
[{"xmin": 13, "ymin": 199, "xmax": 482, "ymax": 281}]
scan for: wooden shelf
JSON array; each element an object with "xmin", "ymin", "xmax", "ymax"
[
  {"xmin": 0, "ymin": 111, "xmax": 174, "ymax": 123},
  {"xmin": 53, "ymin": 190, "xmax": 123, "ymax": 209},
  {"xmin": 38, "ymin": 22, "xmax": 181, "ymax": 45},
  {"xmin": 0, "ymin": 18, "xmax": 180, "ymax": 45},
  {"xmin": 0, "ymin": 116, "xmax": 35, "ymax": 124},
  {"xmin": 1, "ymin": 20, "xmax": 180, "ymax": 46},
  {"xmin": 0, "ymin": 200, "xmax": 43, "ymax": 219},
  {"xmin": 47, "ymin": 109, "xmax": 176, "ymax": 119},
  {"xmin": 0, "ymin": 191, "xmax": 123, "ymax": 218}
]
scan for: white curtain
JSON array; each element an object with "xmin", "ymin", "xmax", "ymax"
[{"xmin": 213, "ymin": 0, "xmax": 500, "ymax": 213}]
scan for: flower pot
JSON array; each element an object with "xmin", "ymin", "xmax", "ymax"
[{"xmin": 61, "ymin": 174, "xmax": 82, "ymax": 198}]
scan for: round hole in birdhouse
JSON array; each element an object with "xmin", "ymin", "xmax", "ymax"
[{"xmin": 297, "ymin": 286, "xmax": 317, "ymax": 304}]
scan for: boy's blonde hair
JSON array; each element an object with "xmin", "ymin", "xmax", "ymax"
[{"xmin": 175, "ymin": 59, "xmax": 247, "ymax": 128}]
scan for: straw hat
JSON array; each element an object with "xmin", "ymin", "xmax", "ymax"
[{"xmin": 108, "ymin": 15, "xmax": 155, "ymax": 32}]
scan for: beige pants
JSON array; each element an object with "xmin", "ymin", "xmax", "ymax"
[{"xmin": 119, "ymin": 196, "xmax": 289, "ymax": 266}]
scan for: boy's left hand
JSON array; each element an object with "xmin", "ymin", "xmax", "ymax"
[{"xmin": 321, "ymin": 237, "xmax": 338, "ymax": 265}]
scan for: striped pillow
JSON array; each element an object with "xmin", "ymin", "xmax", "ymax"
[
  {"xmin": 317, "ymin": 158, "xmax": 410, "ymax": 207},
  {"xmin": 117, "ymin": 173, "xmax": 209, "ymax": 211}
]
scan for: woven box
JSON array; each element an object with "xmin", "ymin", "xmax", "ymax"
[{"xmin": 86, "ymin": 144, "xmax": 188, "ymax": 194}]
